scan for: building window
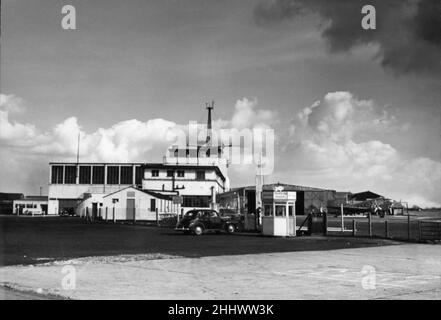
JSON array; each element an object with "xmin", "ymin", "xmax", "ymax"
[
  {"xmin": 79, "ymin": 166, "xmax": 92, "ymax": 184},
  {"xmin": 107, "ymin": 166, "xmax": 120, "ymax": 184},
  {"xmin": 135, "ymin": 166, "xmax": 142, "ymax": 185},
  {"xmin": 92, "ymin": 166, "xmax": 104, "ymax": 184},
  {"xmin": 151, "ymin": 170, "xmax": 159, "ymax": 177},
  {"xmin": 167, "ymin": 170, "xmax": 174, "ymax": 177},
  {"xmin": 51, "ymin": 166, "xmax": 64, "ymax": 184},
  {"xmin": 182, "ymin": 195, "xmax": 211, "ymax": 208},
  {"xmin": 264, "ymin": 205, "xmax": 273, "ymax": 216},
  {"xmin": 150, "ymin": 199, "xmax": 156, "ymax": 211},
  {"xmin": 120, "ymin": 166, "xmax": 133, "ymax": 185},
  {"xmin": 275, "ymin": 205, "xmax": 286, "ymax": 217},
  {"xmin": 64, "ymin": 166, "xmax": 76, "ymax": 184},
  {"xmin": 177, "ymin": 170, "xmax": 184, "ymax": 177},
  {"xmin": 196, "ymin": 170, "xmax": 205, "ymax": 180}
]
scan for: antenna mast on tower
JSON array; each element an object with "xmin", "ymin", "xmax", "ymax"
[{"xmin": 205, "ymin": 101, "xmax": 214, "ymax": 144}]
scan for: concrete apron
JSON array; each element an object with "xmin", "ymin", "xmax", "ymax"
[{"xmin": 1, "ymin": 244, "xmax": 440, "ymax": 300}]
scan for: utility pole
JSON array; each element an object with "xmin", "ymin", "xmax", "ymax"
[
  {"xmin": 76, "ymin": 132, "xmax": 80, "ymax": 184},
  {"xmin": 255, "ymin": 149, "xmax": 263, "ymax": 228},
  {"xmin": 205, "ymin": 101, "xmax": 214, "ymax": 143}
]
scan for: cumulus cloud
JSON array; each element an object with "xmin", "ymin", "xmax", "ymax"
[
  {"xmin": 2, "ymin": 92, "xmax": 438, "ymax": 207},
  {"xmin": 0, "ymin": 94, "xmax": 36, "ymax": 142},
  {"xmin": 231, "ymin": 98, "xmax": 277, "ymax": 129},
  {"xmin": 283, "ymin": 91, "xmax": 441, "ymax": 207},
  {"xmin": 254, "ymin": 0, "xmax": 441, "ymax": 74},
  {"xmin": 0, "ymin": 94, "xmax": 277, "ymax": 194}
]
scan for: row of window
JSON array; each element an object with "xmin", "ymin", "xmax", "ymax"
[
  {"xmin": 51, "ymin": 166, "xmax": 209, "ymax": 184},
  {"xmin": 51, "ymin": 166, "xmax": 142, "ymax": 185},
  {"xmin": 263, "ymin": 205, "xmax": 295, "ymax": 217},
  {"xmin": 182, "ymin": 195, "xmax": 211, "ymax": 208},
  {"xmin": 172, "ymin": 147, "xmax": 223, "ymax": 158},
  {"xmin": 151, "ymin": 170, "xmax": 205, "ymax": 180},
  {"xmin": 15, "ymin": 204, "xmax": 40, "ymax": 209}
]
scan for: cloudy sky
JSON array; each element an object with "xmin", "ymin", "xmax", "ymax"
[{"xmin": 1, "ymin": 0, "xmax": 440, "ymax": 207}]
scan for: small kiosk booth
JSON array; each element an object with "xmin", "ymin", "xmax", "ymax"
[{"xmin": 261, "ymin": 186, "xmax": 297, "ymax": 237}]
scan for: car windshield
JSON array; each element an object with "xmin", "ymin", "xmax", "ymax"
[{"xmin": 184, "ymin": 211, "xmax": 198, "ymax": 219}]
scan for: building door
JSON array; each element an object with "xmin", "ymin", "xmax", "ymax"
[
  {"xmin": 287, "ymin": 202, "xmax": 296, "ymax": 236},
  {"xmin": 41, "ymin": 204, "xmax": 48, "ymax": 215},
  {"xmin": 126, "ymin": 198, "xmax": 135, "ymax": 220},
  {"xmin": 92, "ymin": 203, "xmax": 98, "ymax": 220}
]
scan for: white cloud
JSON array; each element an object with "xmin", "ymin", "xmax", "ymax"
[
  {"xmin": 231, "ymin": 98, "xmax": 277, "ymax": 129},
  {"xmin": 0, "ymin": 94, "xmax": 36, "ymax": 142},
  {"xmin": 0, "ymin": 94, "xmax": 278, "ymax": 194},
  {"xmin": 283, "ymin": 91, "xmax": 441, "ymax": 208},
  {"xmin": 2, "ymin": 92, "xmax": 438, "ymax": 208}
]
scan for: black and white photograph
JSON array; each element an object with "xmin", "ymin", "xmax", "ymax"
[{"xmin": 0, "ymin": 0, "xmax": 440, "ymax": 305}]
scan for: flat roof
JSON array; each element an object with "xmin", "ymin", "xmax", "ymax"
[
  {"xmin": 49, "ymin": 162, "xmax": 143, "ymax": 165},
  {"xmin": 142, "ymin": 163, "xmax": 226, "ymax": 181},
  {"xmin": 221, "ymin": 183, "xmax": 335, "ymax": 195},
  {"xmin": 18, "ymin": 196, "xmax": 48, "ymax": 201}
]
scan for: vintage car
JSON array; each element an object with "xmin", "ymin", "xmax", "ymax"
[{"xmin": 174, "ymin": 209, "xmax": 240, "ymax": 235}]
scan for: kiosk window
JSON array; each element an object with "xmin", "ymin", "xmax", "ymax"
[
  {"xmin": 288, "ymin": 206, "xmax": 294, "ymax": 217},
  {"xmin": 275, "ymin": 205, "xmax": 286, "ymax": 217},
  {"xmin": 264, "ymin": 205, "xmax": 273, "ymax": 216}
]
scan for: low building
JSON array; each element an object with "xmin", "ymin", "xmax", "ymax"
[
  {"xmin": 13, "ymin": 196, "xmax": 48, "ymax": 215},
  {"xmin": 218, "ymin": 183, "xmax": 336, "ymax": 230},
  {"xmin": 48, "ymin": 162, "xmax": 144, "ymax": 215},
  {"xmin": 0, "ymin": 192, "xmax": 24, "ymax": 215},
  {"xmin": 77, "ymin": 186, "xmax": 177, "ymax": 221}
]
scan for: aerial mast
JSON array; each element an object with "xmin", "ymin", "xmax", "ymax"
[{"xmin": 205, "ymin": 101, "xmax": 214, "ymax": 144}]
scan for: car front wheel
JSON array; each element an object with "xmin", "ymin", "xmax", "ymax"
[
  {"xmin": 226, "ymin": 224, "xmax": 236, "ymax": 234},
  {"xmin": 193, "ymin": 225, "xmax": 203, "ymax": 236}
]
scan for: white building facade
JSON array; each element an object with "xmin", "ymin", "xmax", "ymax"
[{"xmin": 47, "ymin": 162, "xmax": 143, "ymax": 215}]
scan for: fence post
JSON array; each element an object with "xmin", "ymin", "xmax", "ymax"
[
  {"xmin": 323, "ymin": 213, "xmax": 328, "ymax": 236},
  {"xmin": 341, "ymin": 204, "xmax": 344, "ymax": 232},
  {"xmin": 308, "ymin": 214, "xmax": 313, "ymax": 235},
  {"xmin": 105, "ymin": 207, "xmax": 108, "ymax": 222},
  {"xmin": 385, "ymin": 220, "xmax": 389, "ymax": 238},
  {"xmin": 418, "ymin": 221, "xmax": 422, "ymax": 242},
  {"xmin": 113, "ymin": 206, "xmax": 116, "ymax": 223},
  {"xmin": 407, "ymin": 213, "xmax": 411, "ymax": 241},
  {"xmin": 133, "ymin": 207, "xmax": 136, "ymax": 224},
  {"xmin": 86, "ymin": 207, "xmax": 89, "ymax": 222},
  {"xmin": 352, "ymin": 219, "xmax": 356, "ymax": 237},
  {"xmin": 368, "ymin": 213, "xmax": 372, "ymax": 237},
  {"xmin": 156, "ymin": 208, "xmax": 159, "ymax": 226}
]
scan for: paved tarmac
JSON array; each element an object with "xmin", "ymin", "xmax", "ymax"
[
  {"xmin": 1, "ymin": 244, "xmax": 440, "ymax": 299},
  {"xmin": 0, "ymin": 216, "xmax": 398, "ymax": 266}
]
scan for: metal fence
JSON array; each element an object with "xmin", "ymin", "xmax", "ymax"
[{"xmin": 296, "ymin": 214, "xmax": 441, "ymax": 242}]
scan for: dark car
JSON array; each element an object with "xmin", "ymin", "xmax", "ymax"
[{"xmin": 175, "ymin": 209, "xmax": 239, "ymax": 235}]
